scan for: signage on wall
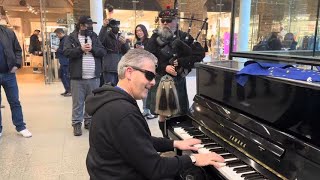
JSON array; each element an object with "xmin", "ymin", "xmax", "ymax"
[
  {"xmin": 50, "ymin": 33, "xmax": 59, "ymax": 52},
  {"xmin": 224, "ymin": 32, "xmax": 237, "ymax": 55}
]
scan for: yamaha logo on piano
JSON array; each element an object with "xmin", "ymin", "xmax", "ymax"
[{"xmin": 229, "ymin": 135, "xmax": 246, "ymax": 148}]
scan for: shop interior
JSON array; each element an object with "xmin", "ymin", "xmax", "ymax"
[
  {"xmin": 0, "ymin": 0, "xmax": 235, "ymax": 83},
  {"xmin": 231, "ymin": 0, "xmax": 320, "ymax": 64}
]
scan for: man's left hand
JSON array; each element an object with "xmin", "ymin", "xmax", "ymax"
[
  {"xmin": 173, "ymin": 138, "xmax": 201, "ymax": 151},
  {"xmin": 10, "ymin": 66, "xmax": 18, "ymax": 73}
]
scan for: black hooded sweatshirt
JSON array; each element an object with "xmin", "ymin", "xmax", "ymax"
[{"xmin": 85, "ymin": 84, "xmax": 193, "ymax": 180}]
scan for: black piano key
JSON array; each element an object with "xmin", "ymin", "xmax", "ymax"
[
  {"xmin": 184, "ymin": 128, "xmax": 201, "ymax": 133},
  {"xmin": 200, "ymin": 139, "xmax": 214, "ymax": 144},
  {"xmin": 210, "ymin": 148, "xmax": 228, "ymax": 154},
  {"xmin": 192, "ymin": 134, "xmax": 208, "ymax": 138},
  {"xmin": 245, "ymin": 175, "xmax": 266, "ymax": 180},
  {"xmin": 187, "ymin": 131, "xmax": 203, "ymax": 136},
  {"xmin": 226, "ymin": 160, "xmax": 247, "ymax": 167},
  {"xmin": 226, "ymin": 159, "xmax": 241, "ymax": 165},
  {"xmin": 203, "ymin": 143, "xmax": 218, "ymax": 147},
  {"xmin": 235, "ymin": 166, "xmax": 255, "ymax": 174},
  {"xmin": 182, "ymin": 127, "xmax": 197, "ymax": 131},
  {"xmin": 205, "ymin": 144, "xmax": 222, "ymax": 149},
  {"xmin": 241, "ymin": 172, "xmax": 260, "ymax": 178},
  {"xmin": 221, "ymin": 154, "xmax": 237, "ymax": 159}
]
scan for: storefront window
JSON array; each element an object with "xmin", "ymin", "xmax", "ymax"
[
  {"xmin": 206, "ymin": 0, "xmax": 232, "ymax": 60},
  {"xmin": 231, "ymin": 0, "xmax": 320, "ymax": 64}
]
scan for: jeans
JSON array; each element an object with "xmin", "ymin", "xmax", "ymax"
[
  {"xmin": 60, "ymin": 65, "xmax": 70, "ymax": 92},
  {"xmin": 71, "ymin": 78, "xmax": 99, "ymax": 125},
  {"xmin": 103, "ymin": 72, "xmax": 118, "ymax": 86},
  {"xmin": 0, "ymin": 73, "xmax": 26, "ymax": 133}
]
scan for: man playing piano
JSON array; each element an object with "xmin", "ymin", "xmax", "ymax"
[{"xmin": 85, "ymin": 49, "xmax": 224, "ymax": 180}]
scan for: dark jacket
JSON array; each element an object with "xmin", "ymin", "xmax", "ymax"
[
  {"xmin": 63, "ymin": 30, "xmax": 106, "ymax": 79},
  {"xmin": 85, "ymin": 84, "xmax": 193, "ymax": 180},
  {"xmin": 29, "ymin": 34, "xmax": 41, "ymax": 53},
  {"xmin": 56, "ymin": 35, "xmax": 69, "ymax": 66},
  {"xmin": 0, "ymin": 25, "xmax": 22, "ymax": 71},
  {"xmin": 99, "ymin": 26, "xmax": 130, "ymax": 72}
]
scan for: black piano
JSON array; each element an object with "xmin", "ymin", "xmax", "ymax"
[{"xmin": 167, "ymin": 60, "xmax": 320, "ymax": 180}]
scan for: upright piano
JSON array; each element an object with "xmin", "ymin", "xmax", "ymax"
[{"xmin": 167, "ymin": 61, "xmax": 320, "ymax": 180}]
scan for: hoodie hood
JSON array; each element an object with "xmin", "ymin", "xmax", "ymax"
[{"xmin": 85, "ymin": 84, "xmax": 137, "ymax": 116}]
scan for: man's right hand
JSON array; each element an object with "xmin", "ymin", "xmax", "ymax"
[
  {"xmin": 81, "ymin": 44, "xmax": 92, "ymax": 53},
  {"xmin": 166, "ymin": 65, "xmax": 177, "ymax": 76},
  {"xmin": 193, "ymin": 152, "xmax": 225, "ymax": 168}
]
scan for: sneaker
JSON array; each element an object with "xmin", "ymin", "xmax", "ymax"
[
  {"xmin": 0, "ymin": 132, "xmax": 2, "ymax": 137},
  {"xmin": 142, "ymin": 109, "xmax": 151, "ymax": 117},
  {"xmin": 63, "ymin": 92, "xmax": 72, "ymax": 97},
  {"xmin": 18, "ymin": 129, "xmax": 32, "ymax": 138},
  {"xmin": 73, "ymin": 123, "xmax": 82, "ymax": 136},
  {"xmin": 60, "ymin": 92, "xmax": 67, "ymax": 96},
  {"xmin": 146, "ymin": 114, "xmax": 158, "ymax": 119}
]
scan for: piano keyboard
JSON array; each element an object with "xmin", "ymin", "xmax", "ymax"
[{"xmin": 174, "ymin": 126, "xmax": 269, "ymax": 180}]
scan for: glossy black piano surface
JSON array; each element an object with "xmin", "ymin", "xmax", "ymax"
[{"xmin": 167, "ymin": 60, "xmax": 320, "ymax": 180}]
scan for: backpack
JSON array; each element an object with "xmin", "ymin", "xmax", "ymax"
[
  {"xmin": 253, "ymin": 40, "xmax": 270, "ymax": 51},
  {"xmin": 155, "ymin": 75, "xmax": 180, "ymax": 117}
]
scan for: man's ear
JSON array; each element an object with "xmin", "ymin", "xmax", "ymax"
[{"xmin": 126, "ymin": 67, "xmax": 133, "ymax": 81}]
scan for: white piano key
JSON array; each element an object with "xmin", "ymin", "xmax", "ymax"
[
  {"xmin": 180, "ymin": 134, "xmax": 193, "ymax": 139},
  {"xmin": 194, "ymin": 144, "xmax": 204, "ymax": 148},
  {"xmin": 198, "ymin": 148, "xmax": 211, "ymax": 154}
]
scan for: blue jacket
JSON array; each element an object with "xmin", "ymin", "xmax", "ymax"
[
  {"xmin": 56, "ymin": 35, "xmax": 69, "ymax": 66},
  {"xmin": 236, "ymin": 61, "xmax": 320, "ymax": 86}
]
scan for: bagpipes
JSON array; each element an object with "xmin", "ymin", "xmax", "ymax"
[
  {"xmin": 168, "ymin": 16, "xmax": 209, "ymax": 78},
  {"xmin": 155, "ymin": 1, "xmax": 208, "ymax": 117}
]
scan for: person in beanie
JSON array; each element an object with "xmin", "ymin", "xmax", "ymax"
[
  {"xmin": 63, "ymin": 15, "xmax": 106, "ymax": 136},
  {"xmin": 145, "ymin": 7, "xmax": 205, "ymax": 138},
  {"xmin": 85, "ymin": 49, "xmax": 224, "ymax": 179}
]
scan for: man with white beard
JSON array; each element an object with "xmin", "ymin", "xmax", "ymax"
[{"xmin": 145, "ymin": 8, "xmax": 205, "ymax": 138}]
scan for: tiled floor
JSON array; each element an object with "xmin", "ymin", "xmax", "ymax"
[{"xmin": 0, "ymin": 67, "xmax": 197, "ymax": 180}]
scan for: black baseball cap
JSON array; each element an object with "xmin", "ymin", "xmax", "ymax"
[{"xmin": 78, "ymin": 15, "xmax": 97, "ymax": 25}]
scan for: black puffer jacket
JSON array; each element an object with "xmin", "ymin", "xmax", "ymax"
[
  {"xmin": 0, "ymin": 25, "xmax": 22, "ymax": 70},
  {"xmin": 63, "ymin": 30, "xmax": 106, "ymax": 79},
  {"xmin": 85, "ymin": 84, "xmax": 193, "ymax": 180}
]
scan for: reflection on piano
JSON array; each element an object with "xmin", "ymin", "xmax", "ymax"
[{"xmin": 167, "ymin": 61, "xmax": 320, "ymax": 180}]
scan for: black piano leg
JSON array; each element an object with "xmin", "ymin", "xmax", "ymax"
[{"xmin": 159, "ymin": 121, "xmax": 169, "ymax": 139}]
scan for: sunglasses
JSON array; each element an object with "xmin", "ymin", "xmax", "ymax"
[
  {"xmin": 161, "ymin": 19, "xmax": 173, "ymax": 23},
  {"xmin": 130, "ymin": 66, "xmax": 156, "ymax": 81}
]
